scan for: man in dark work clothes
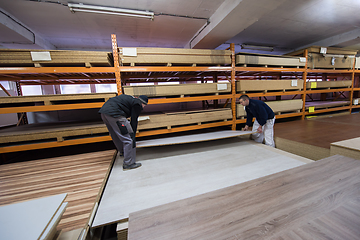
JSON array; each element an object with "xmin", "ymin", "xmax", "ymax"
[{"xmin": 99, "ymin": 94, "xmax": 148, "ymax": 170}]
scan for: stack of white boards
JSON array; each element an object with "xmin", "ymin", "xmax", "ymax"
[{"xmin": 0, "ymin": 194, "xmax": 68, "ymax": 240}]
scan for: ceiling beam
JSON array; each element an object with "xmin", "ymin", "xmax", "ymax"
[
  {"xmin": 292, "ymin": 28, "xmax": 360, "ymax": 52},
  {"xmin": 0, "ymin": 8, "xmax": 55, "ymax": 49},
  {"xmin": 186, "ymin": 0, "xmax": 287, "ymax": 50}
]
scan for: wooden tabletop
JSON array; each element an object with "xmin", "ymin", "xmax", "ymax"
[{"xmin": 128, "ymin": 155, "xmax": 360, "ymax": 240}]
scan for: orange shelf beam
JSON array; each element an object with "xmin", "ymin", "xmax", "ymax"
[{"xmin": 0, "ymin": 67, "xmax": 116, "ymax": 74}]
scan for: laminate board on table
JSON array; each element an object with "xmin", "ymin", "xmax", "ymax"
[
  {"xmin": 0, "ymin": 150, "xmax": 115, "ymax": 232},
  {"xmin": 128, "ymin": 155, "xmax": 360, "ymax": 240},
  {"xmin": 92, "ymin": 138, "xmax": 311, "ymax": 228},
  {"xmin": 0, "ymin": 193, "xmax": 67, "ymax": 240},
  {"xmin": 331, "ymin": 137, "xmax": 360, "ymax": 159}
]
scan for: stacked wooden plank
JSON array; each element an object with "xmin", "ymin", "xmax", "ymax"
[
  {"xmin": 331, "ymin": 137, "xmax": 360, "ymax": 160},
  {"xmin": 0, "ymin": 49, "xmax": 112, "ymax": 67},
  {"xmin": 118, "ymin": 47, "xmax": 231, "ymax": 66},
  {"xmin": 305, "ymin": 101, "xmax": 350, "ymax": 110},
  {"xmin": 236, "ymin": 79, "xmax": 304, "ymax": 93},
  {"xmin": 0, "ymin": 92, "xmax": 116, "ymax": 107},
  {"xmin": 0, "ymin": 194, "xmax": 67, "ymax": 240},
  {"xmin": 127, "ymin": 155, "xmax": 360, "ymax": 240},
  {"xmin": 288, "ymin": 46, "xmax": 358, "ymax": 69},
  {"xmin": 138, "ymin": 108, "xmax": 232, "ymax": 131},
  {"xmin": 0, "ymin": 121, "xmax": 108, "ymax": 144},
  {"xmin": 236, "ymin": 53, "xmax": 306, "ymax": 67},
  {"xmin": 305, "ymin": 80, "xmax": 352, "ymax": 89},
  {"xmin": 236, "ymin": 99, "xmax": 303, "ymax": 118},
  {"xmin": 123, "ymin": 83, "xmax": 231, "ymax": 97}
]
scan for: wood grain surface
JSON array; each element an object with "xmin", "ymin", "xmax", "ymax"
[
  {"xmin": 0, "ymin": 150, "xmax": 115, "ymax": 232},
  {"xmin": 128, "ymin": 155, "xmax": 360, "ymax": 240}
]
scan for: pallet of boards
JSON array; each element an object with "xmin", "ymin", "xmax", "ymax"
[
  {"xmin": 137, "ymin": 109, "xmax": 232, "ymax": 131},
  {"xmin": 305, "ymin": 80, "xmax": 352, "ymax": 89},
  {"xmin": 236, "ymin": 53, "xmax": 306, "ymax": 67},
  {"xmin": 0, "ymin": 121, "xmax": 108, "ymax": 145},
  {"xmin": 0, "ymin": 49, "xmax": 112, "ymax": 67},
  {"xmin": 305, "ymin": 101, "xmax": 350, "ymax": 110},
  {"xmin": 288, "ymin": 46, "xmax": 358, "ymax": 69},
  {"xmin": 236, "ymin": 80, "xmax": 303, "ymax": 93},
  {"xmin": 118, "ymin": 47, "xmax": 231, "ymax": 66},
  {"xmin": 0, "ymin": 93, "xmax": 116, "ymax": 107},
  {"xmin": 123, "ymin": 83, "xmax": 231, "ymax": 97},
  {"xmin": 236, "ymin": 99, "xmax": 303, "ymax": 118}
]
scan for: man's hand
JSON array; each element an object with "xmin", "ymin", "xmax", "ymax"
[
  {"xmin": 242, "ymin": 125, "xmax": 249, "ymax": 131},
  {"xmin": 257, "ymin": 126, "xmax": 263, "ymax": 133}
]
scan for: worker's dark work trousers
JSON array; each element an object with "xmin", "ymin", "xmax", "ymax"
[{"xmin": 101, "ymin": 113, "xmax": 136, "ymax": 166}]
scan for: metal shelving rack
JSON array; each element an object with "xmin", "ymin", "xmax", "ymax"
[{"xmin": 0, "ymin": 35, "xmax": 359, "ymax": 153}]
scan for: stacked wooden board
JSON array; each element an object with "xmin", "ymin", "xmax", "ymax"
[
  {"xmin": 331, "ymin": 137, "xmax": 360, "ymax": 160},
  {"xmin": 236, "ymin": 99, "xmax": 303, "ymax": 118},
  {"xmin": 236, "ymin": 53, "xmax": 306, "ymax": 67},
  {"xmin": 288, "ymin": 46, "xmax": 358, "ymax": 69},
  {"xmin": 138, "ymin": 108, "xmax": 232, "ymax": 131},
  {"xmin": 236, "ymin": 79, "xmax": 303, "ymax": 93},
  {"xmin": 306, "ymin": 80, "xmax": 352, "ymax": 89},
  {"xmin": 305, "ymin": 101, "xmax": 351, "ymax": 110},
  {"xmin": 127, "ymin": 155, "xmax": 360, "ymax": 240},
  {"xmin": 123, "ymin": 82, "xmax": 231, "ymax": 97},
  {"xmin": 118, "ymin": 47, "xmax": 231, "ymax": 66},
  {"xmin": 0, "ymin": 92, "xmax": 116, "ymax": 108},
  {"xmin": 0, "ymin": 49, "xmax": 112, "ymax": 67},
  {"xmin": 0, "ymin": 194, "xmax": 68, "ymax": 240}
]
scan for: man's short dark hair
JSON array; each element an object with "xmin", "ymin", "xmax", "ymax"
[{"xmin": 239, "ymin": 95, "xmax": 250, "ymax": 101}]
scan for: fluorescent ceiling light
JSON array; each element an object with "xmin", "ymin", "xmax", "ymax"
[
  {"xmin": 68, "ymin": 3, "xmax": 154, "ymax": 20},
  {"xmin": 241, "ymin": 44, "xmax": 274, "ymax": 52}
]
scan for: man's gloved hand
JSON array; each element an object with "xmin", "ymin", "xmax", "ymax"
[{"xmin": 129, "ymin": 133, "xmax": 136, "ymax": 148}]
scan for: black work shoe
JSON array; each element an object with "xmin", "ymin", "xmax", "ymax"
[{"xmin": 123, "ymin": 163, "xmax": 142, "ymax": 170}]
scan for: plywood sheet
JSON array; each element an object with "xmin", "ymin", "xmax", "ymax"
[
  {"xmin": 92, "ymin": 138, "xmax": 310, "ymax": 228},
  {"xmin": 0, "ymin": 93, "xmax": 116, "ymax": 105},
  {"xmin": 137, "ymin": 130, "xmax": 253, "ymax": 148},
  {"xmin": 119, "ymin": 47, "xmax": 231, "ymax": 65},
  {"xmin": 306, "ymin": 80, "xmax": 352, "ymax": 89},
  {"xmin": 331, "ymin": 137, "xmax": 360, "ymax": 160},
  {"xmin": 123, "ymin": 83, "xmax": 231, "ymax": 97},
  {"xmin": 0, "ymin": 49, "xmax": 111, "ymax": 66},
  {"xmin": 0, "ymin": 194, "xmax": 67, "ymax": 240},
  {"xmin": 305, "ymin": 100, "xmax": 350, "ymax": 110},
  {"xmin": 236, "ymin": 54, "xmax": 305, "ymax": 67},
  {"xmin": 308, "ymin": 53, "xmax": 355, "ymax": 69},
  {"xmin": 138, "ymin": 109, "xmax": 232, "ymax": 130},
  {"xmin": 128, "ymin": 155, "xmax": 360, "ymax": 240},
  {"xmin": 236, "ymin": 80, "xmax": 303, "ymax": 92},
  {"xmin": 237, "ymin": 99, "xmax": 303, "ymax": 117}
]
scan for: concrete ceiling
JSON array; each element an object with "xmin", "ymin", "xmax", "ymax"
[{"xmin": 0, "ymin": 0, "xmax": 360, "ymax": 55}]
